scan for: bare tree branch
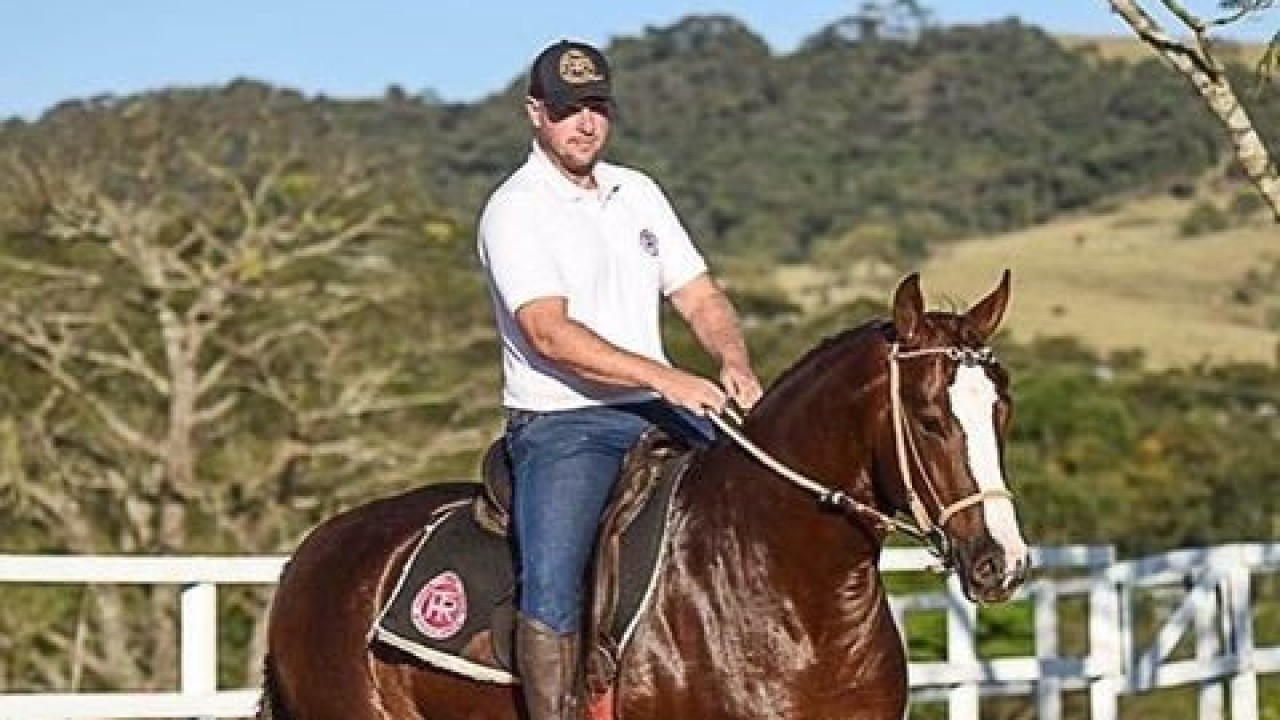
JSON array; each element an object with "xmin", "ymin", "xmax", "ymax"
[
  {"xmin": 0, "ymin": 256, "xmax": 102, "ymax": 286},
  {"xmin": 0, "ymin": 320, "xmax": 167, "ymax": 459},
  {"xmin": 1108, "ymin": 0, "xmax": 1280, "ymax": 218}
]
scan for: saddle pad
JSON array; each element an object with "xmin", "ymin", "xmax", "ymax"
[
  {"xmin": 371, "ymin": 499, "xmax": 517, "ymax": 682},
  {"xmin": 371, "ymin": 473, "xmax": 682, "ymax": 684}
]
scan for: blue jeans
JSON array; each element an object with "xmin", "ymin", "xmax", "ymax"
[{"xmin": 504, "ymin": 400, "xmax": 714, "ymax": 633}]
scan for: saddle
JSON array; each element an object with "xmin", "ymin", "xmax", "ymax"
[
  {"xmin": 471, "ymin": 429, "xmax": 688, "ymax": 538},
  {"xmin": 470, "ymin": 428, "xmax": 694, "ymax": 688},
  {"xmin": 471, "ymin": 440, "xmax": 515, "ymax": 536},
  {"xmin": 372, "ymin": 426, "xmax": 696, "ymax": 692}
]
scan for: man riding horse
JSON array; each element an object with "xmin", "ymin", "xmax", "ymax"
[{"xmin": 475, "ymin": 39, "xmax": 763, "ymax": 719}]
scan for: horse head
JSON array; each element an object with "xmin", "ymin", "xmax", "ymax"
[{"xmin": 879, "ymin": 270, "xmax": 1029, "ymax": 603}]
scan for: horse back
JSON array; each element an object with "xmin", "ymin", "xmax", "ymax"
[
  {"xmin": 267, "ymin": 482, "xmax": 488, "ymax": 720},
  {"xmin": 279, "ymin": 483, "xmax": 477, "ymax": 597}
]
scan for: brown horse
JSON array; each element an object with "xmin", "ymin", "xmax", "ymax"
[{"xmin": 260, "ymin": 271, "xmax": 1029, "ymax": 720}]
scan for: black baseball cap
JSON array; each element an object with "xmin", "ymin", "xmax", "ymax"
[{"xmin": 528, "ymin": 40, "xmax": 613, "ymax": 111}]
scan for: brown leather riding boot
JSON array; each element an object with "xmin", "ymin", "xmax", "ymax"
[{"xmin": 516, "ymin": 614, "xmax": 583, "ymax": 720}]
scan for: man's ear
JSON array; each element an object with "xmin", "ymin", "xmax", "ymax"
[{"xmin": 525, "ymin": 97, "xmax": 542, "ymax": 128}]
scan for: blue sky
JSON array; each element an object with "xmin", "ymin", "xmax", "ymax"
[{"xmin": 2, "ymin": 1, "xmax": 1274, "ymax": 120}]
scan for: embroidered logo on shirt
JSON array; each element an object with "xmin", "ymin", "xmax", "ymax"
[{"xmin": 639, "ymin": 229, "xmax": 659, "ymax": 257}]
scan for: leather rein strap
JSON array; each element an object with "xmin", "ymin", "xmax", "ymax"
[
  {"xmin": 708, "ymin": 341, "xmax": 1014, "ymax": 564},
  {"xmin": 708, "ymin": 409, "xmax": 927, "ymax": 541}
]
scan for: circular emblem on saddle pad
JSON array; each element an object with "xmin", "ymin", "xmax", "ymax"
[{"xmin": 410, "ymin": 570, "xmax": 468, "ymax": 640}]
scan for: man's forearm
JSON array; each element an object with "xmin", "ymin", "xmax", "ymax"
[
  {"xmin": 681, "ymin": 287, "xmax": 752, "ymax": 369},
  {"xmin": 527, "ymin": 314, "xmax": 668, "ymax": 390},
  {"xmin": 671, "ymin": 277, "xmax": 762, "ymax": 408},
  {"xmin": 515, "ymin": 292, "xmax": 735, "ymax": 411}
]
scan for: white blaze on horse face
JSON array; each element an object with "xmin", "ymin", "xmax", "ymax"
[{"xmin": 947, "ymin": 365, "xmax": 1029, "ymax": 574}]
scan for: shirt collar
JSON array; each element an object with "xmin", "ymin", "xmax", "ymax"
[{"xmin": 528, "ymin": 141, "xmax": 622, "ymax": 203}]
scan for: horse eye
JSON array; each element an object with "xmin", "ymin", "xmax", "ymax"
[{"xmin": 919, "ymin": 415, "xmax": 947, "ymax": 436}]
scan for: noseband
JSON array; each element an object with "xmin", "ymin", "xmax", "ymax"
[{"xmin": 709, "ymin": 340, "xmax": 1014, "ymax": 565}]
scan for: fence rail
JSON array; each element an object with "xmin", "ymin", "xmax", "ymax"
[
  {"xmin": 0, "ymin": 544, "xmax": 1276, "ymax": 720},
  {"xmin": 0, "ymin": 556, "xmax": 284, "ymax": 720}
]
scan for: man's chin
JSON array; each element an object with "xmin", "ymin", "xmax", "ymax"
[{"xmin": 565, "ymin": 158, "xmax": 599, "ymax": 180}]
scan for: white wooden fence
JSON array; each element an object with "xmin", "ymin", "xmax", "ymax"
[
  {"xmin": 0, "ymin": 544, "xmax": 1276, "ymax": 720},
  {"xmin": 0, "ymin": 556, "xmax": 281, "ymax": 720},
  {"xmin": 891, "ymin": 543, "xmax": 1280, "ymax": 720}
]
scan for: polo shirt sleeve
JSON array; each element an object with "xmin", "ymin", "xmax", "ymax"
[
  {"xmin": 645, "ymin": 179, "xmax": 708, "ymax": 296},
  {"xmin": 478, "ymin": 191, "xmax": 565, "ymax": 313}
]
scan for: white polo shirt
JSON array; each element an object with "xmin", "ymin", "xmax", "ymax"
[{"xmin": 478, "ymin": 142, "xmax": 708, "ymax": 412}]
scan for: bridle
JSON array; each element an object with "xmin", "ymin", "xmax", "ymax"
[
  {"xmin": 707, "ymin": 340, "xmax": 1014, "ymax": 566},
  {"xmin": 887, "ymin": 342, "xmax": 1015, "ymax": 558}
]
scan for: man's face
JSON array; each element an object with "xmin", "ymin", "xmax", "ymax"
[{"xmin": 527, "ymin": 98, "xmax": 612, "ymax": 183}]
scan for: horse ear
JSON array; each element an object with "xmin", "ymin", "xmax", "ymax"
[
  {"xmin": 965, "ymin": 269, "xmax": 1012, "ymax": 342},
  {"xmin": 892, "ymin": 272, "xmax": 926, "ymax": 342}
]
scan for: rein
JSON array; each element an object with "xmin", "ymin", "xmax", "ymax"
[
  {"xmin": 708, "ymin": 409, "xmax": 927, "ymax": 541},
  {"xmin": 708, "ymin": 341, "xmax": 1014, "ymax": 566}
]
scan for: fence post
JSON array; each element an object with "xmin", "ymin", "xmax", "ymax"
[
  {"xmin": 1227, "ymin": 561, "xmax": 1258, "ymax": 720},
  {"xmin": 1088, "ymin": 573, "xmax": 1121, "ymax": 720},
  {"xmin": 1195, "ymin": 571, "xmax": 1225, "ymax": 720},
  {"xmin": 181, "ymin": 581, "xmax": 218, "ymax": 720},
  {"xmin": 946, "ymin": 575, "xmax": 979, "ymax": 720},
  {"xmin": 1034, "ymin": 580, "xmax": 1062, "ymax": 720}
]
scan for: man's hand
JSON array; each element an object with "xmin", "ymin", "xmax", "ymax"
[
  {"xmin": 720, "ymin": 363, "xmax": 763, "ymax": 410},
  {"xmin": 652, "ymin": 366, "xmax": 728, "ymax": 416}
]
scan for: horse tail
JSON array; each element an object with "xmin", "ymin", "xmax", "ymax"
[{"xmin": 256, "ymin": 654, "xmax": 292, "ymax": 720}]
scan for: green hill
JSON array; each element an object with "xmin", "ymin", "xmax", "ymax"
[{"xmin": 6, "ymin": 16, "xmax": 1273, "ymax": 267}]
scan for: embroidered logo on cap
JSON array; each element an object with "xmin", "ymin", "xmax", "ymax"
[
  {"xmin": 410, "ymin": 570, "xmax": 468, "ymax": 640},
  {"xmin": 639, "ymin": 228, "xmax": 660, "ymax": 257},
  {"xmin": 559, "ymin": 49, "xmax": 604, "ymax": 85}
]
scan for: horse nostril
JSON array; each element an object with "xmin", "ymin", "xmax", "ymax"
[
  {"xmin": 979, "ymin": 560, "xmax": 995, "ymax": 582},
  {"xmin": 974, "ymin": 552, "xmax": 1004, "ymax": 586},
  {"xmin": 956, "ymin": 540, "xmax": 1029, "ymax": 603}
]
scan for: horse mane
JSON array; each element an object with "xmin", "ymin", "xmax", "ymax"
[
  {"xmin": 762, "ymin": 318, "xmax": 893, "ymax": 400},
  {"xmin": 758, "ymin": 302, "xmax": 994, "ymax": 411}
]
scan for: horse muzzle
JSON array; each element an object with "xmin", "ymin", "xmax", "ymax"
[{"xmin": 952, "ymin": 536, "xmax": 1029, "ymax": 604}]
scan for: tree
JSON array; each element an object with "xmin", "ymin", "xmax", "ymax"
[
  {"xmin": 0, "ymin": 128, "xmax": 489, "ymax": 690},
  {"xmin": 1107, "ymin": 0, "xmax": 1280, "ymax": 218}
]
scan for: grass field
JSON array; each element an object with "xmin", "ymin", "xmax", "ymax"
[
  {"xmin": 775, "ymin": 189, "xmax": 1280, "ymax": 370},
  {"xmin": 919, "ymin": 194, "xmax": 1280, "ymax": 369},
  {"xmin": 1057, "ymin": 33, "xmax": 1270, "ymax": 65},
  {"xmin": 862, "ymin": 33, "xmax": 1277, "ymax": 369}
]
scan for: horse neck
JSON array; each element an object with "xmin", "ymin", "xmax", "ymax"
[
  {"xmin": 679, "ymin": 328, "xmax": 892, "ymax": 576},
  {"xmin": 742, "ymin": 327, "xmax": 890, "ymax": 513},
  {"xmin": 663, "ymin": 333, "xmax": 898, "ymax": 664}
]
